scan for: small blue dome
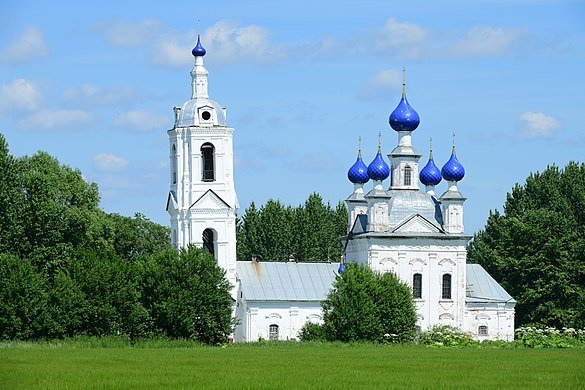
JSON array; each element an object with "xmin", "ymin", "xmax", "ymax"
[
  {"xmin": 367, "ymin": 151, "xmax": 390, "ymax": 181},
  {"xmin": 420, "ymin": 157, "xmax": 442, "ymax": 186},
  {"xmin": 389, "ymin": 96, "xmax": 420, "ymax": 132},
  {"xmin": 441, "ymin": 152, "xmax": 465, "ymax": 182},
  {"xmin": 191, "ymin": 34, "xmax": 206, "ymax": 57},
  {"xmin": 338, "ymin": 263, "xmax": 346, "ymax": 273},
  {"xmin": 347, "ymin": 152, "xmax": 369, "ymax": 184}
]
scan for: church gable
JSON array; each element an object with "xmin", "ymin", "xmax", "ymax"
[
  {"xmin": 392, "ymin": 214, "xmax": 442, "ymax": 234},
  {"xmin": 190, "ymin": 189, "xmax": 231, "ymax": 212},
  {"xmin": 166, "ymin": 191, "xmax": 178, "ymax": 212}
]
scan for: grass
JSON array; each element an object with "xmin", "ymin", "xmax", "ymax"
[{"xmin": 1, "ymin": 339, "xmax": 584, "ymax": 389}]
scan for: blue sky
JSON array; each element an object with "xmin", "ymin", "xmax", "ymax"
[{"xmin": 1, "ymin": 0, "xmax": 584, "ymax": 235}]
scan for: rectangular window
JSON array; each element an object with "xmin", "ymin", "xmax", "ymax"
[
  {"xmin": 269, "ymin": 324, "xmax": 279, "ymax": 341},
  {"xmin": 478, "ymin": 325, "xmax": 488, "ymax": 336}
]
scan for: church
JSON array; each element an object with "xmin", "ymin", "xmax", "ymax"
[{"xmin": 165, "ymin": 35, "xmax": 516, "ymax": 342}]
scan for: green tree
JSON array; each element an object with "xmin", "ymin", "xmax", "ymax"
[
  {"xmin": 0, "ymin": 135, "xmax": 22, "ymax": 254},
  {"xmin": 468, "ymin": 162, "xmax": 585, "ymax": 328},
  {"xmin": 12, "ymin": 151, "xmax": 101, "ymax": 275},
  {"xmin": 237, "ymin": 194, "xmax": 347, "ymax": 262},
  {"xmin": 143, "ymin": 246, "xmax": 234, "ymax": 344},
  {"xmin": 317, "ymin": 263, "xmax": 416, "ymax": 343},
  {"xmin": 0, "ymin": 254, "xmax": 47, "ymax": 340}
]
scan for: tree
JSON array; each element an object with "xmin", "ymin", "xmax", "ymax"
[
  {"xmin": 142, "ymin": 246, "xmax": 234, "ymax": 344},
  {"xmin": 12, "ymin": 151, "xmax": 101, "ymax": 276},
  {"xmin": 0, "ymin": 135, "xmax": 22, "ymax": 254},
  {"xmin": 0, "ymin": 254, "xmax": 47, "ymax": 340},
  {"xmin": 236, "ymin": 194, "xmax": 348, "ymax": 262},
  {"xmin": 315, "ymin": 263, "xmax": 416, "ymax": 343},
  {"xmin": 468, "ymin": 162, "xmax": 585, "ymax": 328}
]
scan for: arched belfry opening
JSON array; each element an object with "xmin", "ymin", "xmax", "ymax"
[
  {"xmin": 201, "ymin": 143, "xmax": 215, "ymax": 182},
  {"xmin": 202, "ymin": 228, "xmax": 216, "ymax": 258}
]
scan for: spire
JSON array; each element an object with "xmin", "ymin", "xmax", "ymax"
[
  {"xmin": 389, "ymin": 67, "xmax": 420, "ymax": 132},
  {"xmin": 419, "ymin": 136, "xmax": 442, "ymax": 187},
  {"xmin": 367, "ymin": 131, "xmax": 390, "ymax": 182},
  {"xmin": 402, "ymin": 66, "xmax": 406, "ymax": 99},
  {"xmin": 190, "ymin": 33, "xmax": 209, "ymax": 99},
  {"xmin": 347, "ymin": 136, "xmax": 369, "ymax": 185},
  {"xmin": 441, "ymin": 131, "xmax": 465, "ymax": 182},
  {"xmin": 191, "ymin": 34, "xmax": 206, "ymax": 57}
]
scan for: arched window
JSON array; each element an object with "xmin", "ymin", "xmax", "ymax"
[
  {"xmin": 202, "ymin": 228, "xmax": 215, "ymax": 258},
  {"xmin": 413, "ymin": 273, "xmax": 422, "ymax": 299},
  {"xmin": 478, "ymin": 325, "xmax": 488, "ymax": 336},
  {"xmin": 201, "ymin": 143, "xmax": 215, "ymax": 182},
  {"xmin": 172, "ymin": 144, "xmax": 177, "ymax": 184},
  {"xmin": 269, "ymin": 324, "xmax": 279, "ymax": 340},
  {"xmin": 404, "ymin": 165, "xmax": 412, "ymax": 186},
  {"xmin": 442, "ymin": 273, "xmax": 452, "ymax": 299}
]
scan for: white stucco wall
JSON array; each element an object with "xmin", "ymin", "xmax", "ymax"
[{"xmin": 234, "ymin": 300, "xmax": 324, "ymax": 342}]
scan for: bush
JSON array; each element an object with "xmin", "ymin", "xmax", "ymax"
[
  {"xmin": 418, "ymin": 325, "xmax": 478, "ymax": 347},
  {"xmin": 320, "ymin": 263, "xmax": 416, "ymax": 343},
  {"xmin": 515, "ymin": 326, "xmax": 585, "ymax": 348},
  {"xmin": 299, "ymin": 322, "xmax": 326, "ymax": 342}
]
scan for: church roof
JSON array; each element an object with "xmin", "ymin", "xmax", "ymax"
[
  {"xmin": 237, "ymin": 261, "xmax": 514, "ymax": 307},
  {"xmin": 237, "ymin": 261, "xmax": 339, "ymax": 302},
  {"xmin": 466, "ymin": 264, "xmax": 516, "ymax": 304}
]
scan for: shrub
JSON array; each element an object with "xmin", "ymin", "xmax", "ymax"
[
  {"xmin": 299, "ymin": 322, "xmax": 326, "ymax": 342},
  {"xmin": 418, "ymin": 325, "xmax": 478, "ymax": 347},
  {"xmin": 515, "ymin": 326, "xmax": 585, "ymax": 348}
]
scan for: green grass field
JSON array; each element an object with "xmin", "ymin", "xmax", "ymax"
[{"xmin": 1, "ymin": 341, "xmax": 584, "ymax": 389}]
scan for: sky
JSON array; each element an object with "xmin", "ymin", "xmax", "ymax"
[{"xmin": 1, "ymin": 0, "xmax": 584, "ymax": 235}]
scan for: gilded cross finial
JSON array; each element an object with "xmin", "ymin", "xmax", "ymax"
[
  {"xmin": 377, "ymin": 131, "xmax": 382, "ymax": 152},
  {"xmin": 358, "ymin": 136, "xmax": 362, "ymax": 157},
  {"xmin": 452, "ymin": 131, "xmax": 456, "ymax": 154},
  {"xmin": 402, "ymin": 66, "xmax": 407, "ymax": 98},
  {"xmin": 429, "ymin": 136, "xmax": 433, "ymax": 159}
]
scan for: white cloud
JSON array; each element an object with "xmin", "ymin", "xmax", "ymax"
[
  {"xmin": 0, "ymin": 26, "xmax": 48, "ymax": 64},
  {"xmin": 374, "ymin": 17, "xmax": 430, "ymax": 51},
  {"xmin": 367, "ymin": 17, "xmax": 529, "ymax": 60},
  {"xmin": 18, "ymin": 109, "xmax": 93, "ymax": 129},
  {"xmin": 517, "ymin": 111, "xmax": 561, "ymax": 139},
  {"xmin": 0, "ymin": 78, "xmax": 43, "ymax": 113},
  {"xmin": 448, "ymin": 26, "xmax": 527, "ymax": 57},
  {"xmin": 62, "ymin": 84, "xmax": 137, "ymax": 106},
  {"xmin": 98, "ymin": 19, "xmax": 161, "ymax": 47},
  {"xmin": 114, "ymin": 110, "xmax": 169, "ymax": 131},
  {"xmin": 93, "ymin": 153, "xmax": 129, "ymax": 172},
  {"xmin": 148, "ymin": 20, "xmax": 285, "ymax": 67},
  {"xmin": 358, "ymin": 69, "xmax": 403, "ymax": 99}
]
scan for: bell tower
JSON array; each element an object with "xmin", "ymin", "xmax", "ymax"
[{"xmin": 166, "ymin": 34, "xmax": 238, "ymax": 290}]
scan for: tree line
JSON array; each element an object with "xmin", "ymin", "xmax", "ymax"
[
  {"xmin": 468, "ymin": 162, "xmax": 585, "ymax": 329},
  {"xmin": 236, "ymin": 194, "xmax": 347, "ymax": 262}
]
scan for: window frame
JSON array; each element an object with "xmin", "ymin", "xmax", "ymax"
[
  {"xmin": 413, "ymin": 273, "xmax": 422, "ymax": 299},
  {"xmin": 442, "ymin": 273, "xmax": 452, "ymax": 300},
  {"xmin": 200, "ymin": 143, "xmax": 215, "ymax": 182}
]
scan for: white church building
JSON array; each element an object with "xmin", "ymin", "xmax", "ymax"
[{"xmin": 166, "ymin": 35, "xmax": 516, "ymax": 342}]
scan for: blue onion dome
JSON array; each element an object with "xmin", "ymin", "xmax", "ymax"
[
  {"xmin": 441, "ymin": 144, "xmax": 465, "ymax": 182},
  {"xmin": 389, "ymin": 68, "xmax": 420, "ymax": 132},
  {"xmin": 338, "ymin": 262, "xmax": 346, "ymax": 273},
  {"xmin": 419, "ymin": 138, "xmax": 442, "ymax": 186},
  {"xmin": 347, "ymin": 139, "xmax": 370, "ymax": 184},
  {"xmin": 367, "ymin": 136, "xmax": 390, "ymax": 181},
  {"xmin": 191, "ymin": 34, "xmax": 206, "ymax": 57}
]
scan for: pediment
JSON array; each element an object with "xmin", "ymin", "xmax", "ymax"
[
  {"xmin": 166, "ymin": 191, "xmax": 177, "ymax": 211},
  {"xmin": 190, "ymin": 189, "xmax": 231, "ymax": 211},
  {"xmin": 392, "ymin": 214, "xmax": 441, "ymax": 234}
]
